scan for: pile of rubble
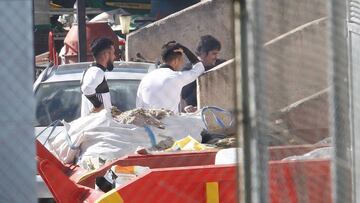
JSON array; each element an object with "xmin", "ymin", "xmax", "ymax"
[
  {"xmin": 112, "ymin": 107, "xmax": 173, "ymax": 129},
  {"xmin": 111, "ymin": 107, "xmax": 238, "ymax": 150}
]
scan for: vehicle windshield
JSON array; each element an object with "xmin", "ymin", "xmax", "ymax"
[{"xmin": 34, "ymin": 80, "xmax": 140, "ymax": 126}]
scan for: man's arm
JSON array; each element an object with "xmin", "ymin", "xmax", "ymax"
[
  {"xmin": 180, "ymin": 45, "xmax": 200, "ymax": 64},
  {"xmin": 85, "ymin": 94, "xmax": 103, "ymax": 109},
  {"xmin": 171, "ymin": 44, "xmax": 204, "ymax": 86},
  {"xmin": 172, "ymin": 62, "xmax": 205, "ymax": 87},
  {"xmin": 81, "ymin": 68, "xmax": 104, "ymax": 109}
]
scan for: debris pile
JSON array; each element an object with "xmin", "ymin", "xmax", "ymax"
[
  {"xmin": 113, "ymin": 107, "xmax": 238, "ymax": 151},
  {"xmin": 113, "ymin": 107, "xmax": 174, "ymax": 129}
]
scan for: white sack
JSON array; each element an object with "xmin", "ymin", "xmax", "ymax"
[{"xmin": 49, "ymin": 110, "xmax": 204, "ymax": 164}]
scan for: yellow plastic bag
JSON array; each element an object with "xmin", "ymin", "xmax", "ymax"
[{"xmin": 166, "ymin": 136, "xmax": 207, "ymax": 151}]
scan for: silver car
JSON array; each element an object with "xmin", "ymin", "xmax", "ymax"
[{"xmin": 34, "ymin": 61, "xmax": 154, "ymax": 126}]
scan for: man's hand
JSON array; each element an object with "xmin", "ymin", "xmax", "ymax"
[
  {"xmin": 184, "ymin": 105, "xmax": 197, "ymax": 113},
  {"xmin": 91, "ymin": 106, "xmax": 104, "ymax": 113},
  {"xmin": 178, "ymin": 44, "xmax": 200, "ymax": 64},
  {"xmin": 173, "ymin": 48, "xmax": 184, "ymax": 54}
]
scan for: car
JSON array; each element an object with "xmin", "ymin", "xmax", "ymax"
[
  {"xmin": 34, "ymin": 61, "xmax": 155, "ymax": 127},
  {"xmin": 34, "ymin": 61, "xmax": 155, "ymax": 200}
]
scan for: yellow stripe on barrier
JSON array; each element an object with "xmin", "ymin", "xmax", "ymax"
[
  {"xmin": 95, "ymin": 189, "xmax": 124, "ymax": 203},
  {"xmin": 77, "ymin": 170, "xmax": 99, "ymax": 183},
  {"xmin": 206, "ymin": 182, "xmax": 220, "ymax": 203}
]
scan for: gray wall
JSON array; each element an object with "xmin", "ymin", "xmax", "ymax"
[
  {"xmin": 262, "ymin": 0, "xmax": 328, "ymax": 112},
  {"xmin": 197, "ymin": 59, "xmax": 236, "ymax": 111},
  {"xmin": 126, "ymin": 0, "xmax": 234, "ymax": 62},
  {"xmin": 197, "ymin": 0, "xmax": 329, "ymax": 141},
  {"xmin": 197, "ymin": 59, "xmax": 237, "ymax": 131},
  {"xmin": 128, "ymin": 0, "xmax": 328, "ymax": 112},
  {"xmin": 262, "ymin": 0, "xmax": 329, "ymax": 143},
  {"xmin": 264, "ymin": 18, "xmax": 328, "ymax": 112},
  {"xmin": 263, "ymin": 0, "xmax": 327, "ymax": 42},
  {"xmin": 278, "ymin": 89, "xmax": 329, "ymax": 143},
  {"xmin": 196, "ymin": 0, "xmax": 328, "ymax": 113},
  {"xmin": 128, "ymin": 0, "xmax": 329, "ymax": 139}
]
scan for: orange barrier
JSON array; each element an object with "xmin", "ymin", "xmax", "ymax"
[
  {"xmin": 77, "ymin": 150, "xmax": 218, "ymax": 187},
  {"xmin": 95, "ymin": 165, "xmax": 238, "ymax": 203},
  {"xmin": 36, "ymin": 140, "xmax": 219, "ymax": 203},
  {"xmin": 37, "ymin": 158, "xmax": 104, "ymax": 203},
  {"xmin": 36, "ymin": 140, "xmax": 217, "ymax": 184},
  {"xmin": 95, "ymin": 159, "xmax": 331, "ymax": 203},
  {"xmin": 269, "ymin": 159, "xmax": 332, "ymax": 203},
  {"xmin": 36, "ymin": 140, "xmax": 88, "ymax": 181},
  {"xmin": 37, "ymin": 141, "xmax": 332, "ymax": 202},
  {"xmin": 80, "ymin": 144, "xmax": 327, "ymax": 187}
]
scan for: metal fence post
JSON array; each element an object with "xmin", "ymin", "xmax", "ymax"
[
  {"xmin": 239, "ymin": 0, "xmax": 268, "ymax": 202},
  {"xmin": 77, "ymin": 0, "xmax": 87, "ymax": 62},
  {"xmin": 329, "ymin": 0, "xmax": 352, "ymax": 202}
]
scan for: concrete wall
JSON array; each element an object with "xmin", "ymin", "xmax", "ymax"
[
  {"xmin": 264, "ymin": 18, "xmax": 328, "ymax": 112},
  {"xmin": 197, "ymin": 59, "xmax": 237, "ymax": 131},
  {"xmin": 126, "ymin": 0, "xmax": 234, "ymax": 62},
  {"xmin": 127, "ymin": 0, "xmax": 328, "ymax": 112},
  {"xmin": 196, "ymin": 1, "xmax": 328, "ymax": 111},
  {"xmin": 262, "ymin": 0, "xmax": 329, "ymax": 142},
  {"xmin": 263, "ymin": 0, "xmax": 327, "ymax": 42},
  {"xmin": 278, "ymin": 89, "xmax": 329, "ymax": 144},
  {"xmin": 262, "ymin": 0, "xmax": 328, "ymax": 112},
  {"xmin": 127, "ymin": 0, "xmax": 329, "ymax": 140},
  {"xmin": 196, "ymin": 0, "xmax": 329, "ymax": 141},
  {"xmin": 197, "ymin": 59, "xmax": 236, "ymax": 111}
]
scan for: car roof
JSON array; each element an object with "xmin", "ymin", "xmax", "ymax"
[{"xmin": 40, "ymin": 61, "xmax": 154, "ymax": 83}]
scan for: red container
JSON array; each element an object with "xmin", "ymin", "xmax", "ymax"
[
  {"xmin": 37, "ymin": 142, "xmax": 332, "ymax": 203},
  {"xmin": 269, "ymin": 159, "xmax": 331, "ymax": 203},
  {"xmin": 107, "ymin": 165, "xmax": 238, "ymax": 203},
  {"xmin": 77, "ymin": 150, "xmax": 218, "ymax": 187}
]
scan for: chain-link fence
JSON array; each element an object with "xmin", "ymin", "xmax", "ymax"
[
  {"xmin": 239, "ymin": 0, "xmax": 355, "ymax": 202},
  {"xmin": 2, "ymin": 0, "xmax": 359, "ymax": 202},
  {"xmin": 0, "ymin": 1, "xmax": 36, "ymax": 203}
]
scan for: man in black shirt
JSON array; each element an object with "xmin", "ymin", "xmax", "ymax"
[{"xmin": 181, "ymin": 35, "xmax": 226, "ymax": 112}]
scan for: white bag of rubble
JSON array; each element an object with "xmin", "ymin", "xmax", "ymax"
[{"xmin": 48, "ymin": 110, "xmax": 204, "ymax": 165}]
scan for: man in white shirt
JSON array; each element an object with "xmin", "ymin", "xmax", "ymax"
[
  {"xmin": 136, "ymin": 41, "xmax": 205, "ymax": 113},
  {"xmin": 80, "ymin": 37, "xmax": 116, "ymax": 117}
]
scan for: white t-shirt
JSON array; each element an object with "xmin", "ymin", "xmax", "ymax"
[
  {"xmin": 81, "ymin": 66, "xmax": 112, "ymax": 117},
  {"xmin": 136, "ymin": 62, "xmax": 205, "ymax": 113}
]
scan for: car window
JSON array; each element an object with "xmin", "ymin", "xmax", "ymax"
[{"xmin": 34, "ymin": 80, "xmax": 140, "ymax": 126}]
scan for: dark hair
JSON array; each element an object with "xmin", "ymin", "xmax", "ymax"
[
  {"xmin": 196, "ymin": 35, "xmax": 221, "ymax": 55},
  {"xmin": 90, "ymin": 37, "xmax": 114, "ymax": 59},
  {"xmin": 161, "ymin": 41, "xmax": 183, "ymax": 63}
]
